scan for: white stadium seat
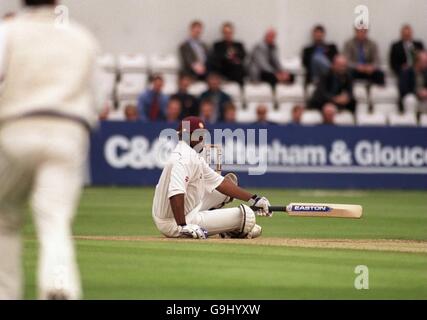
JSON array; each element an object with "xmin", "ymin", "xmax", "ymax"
[
  {"xmin": 300, "ymin": 110, "xmax": 322, "ymax": 125},
  {"xmin": 334, "ymin": 111, "xmax": 355, "ymax": 126},
  {"xmin": 98, "ymin": 71, "xmax": 116, "ymax": 99},
  {"xmin": 118, "ymin": 53, "xmax": 148, "ymax": 73},
  {"xmin": 243, "ymin": 83, "xmax": 273, "ymax": 102},
  {"xmin": 357, "ymin": 113, "xmax": 387, "ymax": 126},
  {"xmin": 97, "ymin": 53, "xmax": 116, "ymax": 72},
  {"xmin": 149, "ymin": 54, "xmax": 179, "ymax": 74},
  {"xmin": 116, "ymin": 81, "xmax": 144, "ymax": 101},
  {"xmin": 267, "ymin": 110, "xmax": 291, "ymax": 124},
  {"xmin": 246, "ymin": 101, "xmax": 275, "ymax": 112},
  {"xmin": 120, "ymin": 73, "xmax": 148, "ymax": 89},
  {"xmin": 353, "ymin": 83, "xmax": 368, "ymax": 103},
  {"xmin": 280, "ymin": 56, "xmax": 304, "ymax": 75},
  {"xmin": 370, "ymin": 85, "xmax": 399, "ymax": 104},
  {"xmin": 372, "ymin": 103, "xmax": 399, "ymax": 117},
  {"xmin": 162, "ymin": 73, "xmax": 179, "ymax": 88},
  {"xmin": 162, "ymin": 81, "xmax": 178, "ymax": 95},
  {"xmin": 355, "ymin": 103, "xmax": 370, "ymax": 115},
  {"xmin": 389, "ymin": 113, "xmax": 417, "ymax": 127},
  {"xmin": 403, "ymin": 94, "xmax": 419, "ymax": 114},
  {"xmin": 188, "ymin": 81, "xmax": 208, "ymax": 97},
  {"xmin": 107, "ymin": 109, "xmax": 126, "ymax": 121},
  {"xmin": 275, "ymin": 84, "xmax": 304, "ymax": 103},
  {"xmin": 278, "ymin": 102, "xmax": 297, "ymax": 119},
  {"xmin": 236, "ymin": 109, "xmax": 256, "ymax": 123},
  {"xmin": 221, "ymin": 82, "xmax": 242, "ymax": 102},
  {"xmin": 420, "ymin": 114, "xmax": 427, "ymax": 127}
]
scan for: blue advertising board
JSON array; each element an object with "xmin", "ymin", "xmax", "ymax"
[{"xmin": 89, "ymin": 122, "xmax": 427, "ymax": 189}]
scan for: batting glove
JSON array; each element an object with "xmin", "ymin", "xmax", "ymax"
[
  {"xmin": 180, "ymin": 224, "xmax": 208, "ymax": 239},
  {"xmin": 248, "ymin": 195, "xmax": 273, "ymax": 217}
]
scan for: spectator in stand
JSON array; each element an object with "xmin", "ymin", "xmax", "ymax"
[
  {"xmin": 171, "ymin": 73, "xmax": 199, "ymax": 118},
  {"xmin": 211, "ymin": 22, "xmax": 247, "ymax": 85},
  {"xmin": 199, "ymin": 72, "xmax": 232, "ymax": 122},
  {"xmin": 166, "ymin": 98, "xmax": 182, "ymax": 123},
  {"xmin": 137, "ymin": 74, "xmax": 169, "ymax": 122},
  {"xmin": 223, "ymin": 103, "xmax": 237, "ymax": 123},
  {"xmin": 400, "ymin": 51, "xmax": 427, "ymax": 114},
  {"xmin": 124, "ymin": 105, "xmax": 139, "ymax": 122},
  {"xmin": 199, "ymin": 99, "xmax": 216, "ymax": 124},
  {"xmin": 254, "ymin": 104, "xmax": 275, "ymax": 125},
  {"xmin": 302, "ymin": 25, "xmax": 339, "ymax": 85},
  {"xmin": 249, "ymin": 28, "xmax": 294, "ymax": 87},
  {"xmin": 344, "ymin": 27, "xmax": 385, "ymax": 85},
  {"xmin": 322, "ymin": 103, "xmax": 337, "ymax": 125},
  {"xmin": 291, "ymin": 105, "xmax": 304, "ymax": 124},
  {"xmin": 179, "ymin": 20, "xmax": 209, "ymax": 80},
  {"xmin": 390, "ymin": 24, "xmax": 424, "ymax": 76},
  {"xmin": 309, "ymin": 55, "xmax": 355, "ymax": 116}
]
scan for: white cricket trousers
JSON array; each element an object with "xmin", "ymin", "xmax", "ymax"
[
  {"xmin": 0, "ymin": 118, "xmax": 88, "ymax": 300},
  {"xmin": 153, "ymin": 190, "xmax": 244, "ymax": 238}
]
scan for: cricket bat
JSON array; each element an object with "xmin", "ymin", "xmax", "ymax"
[{"xmin": 253, "ymin": 203, "xmax": 363, "ymax": 219}]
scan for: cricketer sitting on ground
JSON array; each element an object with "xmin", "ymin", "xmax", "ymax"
[
  {"xmin": 0, "ymin": 0, "xmax": 103, "ymax": 300},
  {"xmin": 152, "ymin": 116, "xmax": 272, "ymax": 239}
]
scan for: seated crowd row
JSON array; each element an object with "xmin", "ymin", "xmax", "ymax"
[{"xmin": 100, "ymin": 21, "xmax": 427, "ymax": 126}]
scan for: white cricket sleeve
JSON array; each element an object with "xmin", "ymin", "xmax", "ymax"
[
  {"xmin": 168, "ymin": 160, "xmax": 191, "ymax": 198},
  {"xmin": 202, "ymin": 160, "xmax": 224, "ymax": 193},
  {"xmin": 0, "ymin": 24, "xmax": 7, "ymax": 89}
]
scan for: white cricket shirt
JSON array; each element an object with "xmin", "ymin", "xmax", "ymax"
[{"xmin": 152, "ymin": 141, "xmax": 224, "ymax": 219}]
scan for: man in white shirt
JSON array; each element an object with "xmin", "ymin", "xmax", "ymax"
[
  {"xmin": 152, "ymin": 116, "xmax": 272, "ymax": 239},
  {"xmin": 0, "ymin": 0, "xmax": 102, "ymax": 300}
]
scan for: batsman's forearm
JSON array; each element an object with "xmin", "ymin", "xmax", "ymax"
[
  {"xmin": 169, "ymin": 194, "xmax": 186, "ymax": 226},
  {"xmin": 216, "ymin": 179, "xmax": 253, "ymax": 202}
]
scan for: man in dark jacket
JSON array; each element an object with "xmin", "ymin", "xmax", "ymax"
[
  {"xmin": 211, "ymin": 22, "xmax": 247, "ymax": 85},
  {"xmin": 179, "ymin": 20, "xmax": 209, "ymax": 80},
  {"xmin": 309, "ymin": 55, "xmax": 355, "ymax": 114},
  {"xmin": 390, "ymin": 24, "xmax": 424, "ymax": 76},
  {"xmin": 171, "ymin": 73, "xmax": 199, "ymax": 118},
  {"xmin": 302, "ymin": 25, "xmax": 338, "ymax": 85}
]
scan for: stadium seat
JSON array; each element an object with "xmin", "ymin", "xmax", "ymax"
[
  {"xmin": 120, "ymin": 73, "xmax": 148, "ymax": 89},
  {"xmin": 300, "ymin": 110, "xmax": 322, "ymax": 125},
  {"xmin": 275, "ymin": 84, "xmax": 304, "ymax": 103},
  {"xmin": 116, "ymin": 80, "xmax": 144, "ymax": 102},
  {"xmin": 118, "ymin": 53, "xmax": 148, "ymax": 73},
  {"xmin": 372, "ymin": 103, "xmax": 399, "ymax": 116},
  {"xmin": 388, "ymin": 112, "xmax": 417, "ymax": 126},
  {"xmin": 420, "ymin": 114, "xmax": 427, "ymax": 127},
  {"xmin": 99, "ymin": 71, "xmax": 117, "ymax": 99},
  {"xmin": 355, "ymin": 102, "xmax": 370, "ymax": 115},
  {"xmin": 149, "ymin": 54, "xmax": 179, "ymax": 74},
  {"xmin": 267, "ymin": 110, "xmax": 291, "ymax": 124},
  {"xmin": 278, "ymin": 102, "xmax": 296, "ymax": 119},
  {"xmin": 246, "ymin": 101, "xmax": 275, "ymax": 112},
  {"xmin": 236, "ymin": 109, "xmax": 256, "ymax": 123},
  {"xmin": 221, "ymin": 82, "xmax": 242, "ymax": 102},
  {"xmin": 357, "ymin": 113, "xmax": 387, "ymax": 126},
  {"xmin": 353, "ymin": 83, "xmax": 369, "ymax": 103},
  {"xmin": 370, "ymin": 85, "xmax": 399, "ymax": 104},
  {"xmin": 403, "ymin": 94, "xmax": 419, "ymax": 114},
  {"xmin": 162, "ymin": 73, "xmax": 179, "ymax": 88},
  {"xmin": 334, "ymin": 111, "xmax": 355, "ymax": 126},
  {"xmin": 162, "ymin": 81, "xmax": 178, "ymax": 95},
  {"xmin": 243, "ymin": 83, "xmax": 273, "ymax": 102},
  {"xmin": 97, "ymin": 53, "xmax": 116, "ymax": 72},
  {"xmin": 280, "ymin": 56, "xmax": 304, "ymax": 75},
  {"xmin": 188, "ymin": 81, "xmax": 208, "ymax": 97},
  {"xmin": 107, "ymin": 109, "xmax": 126, "ymax": 121}
]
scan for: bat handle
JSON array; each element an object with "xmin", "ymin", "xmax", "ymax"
[{"xmin": 250, "ymin": 206, "xmax": 288, "ymax": 212}]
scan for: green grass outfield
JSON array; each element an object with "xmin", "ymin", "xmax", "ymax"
[{"xmin": 22, "ymin": 188, "xmax": 427, "ymax": 299}]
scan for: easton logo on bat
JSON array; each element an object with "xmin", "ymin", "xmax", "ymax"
[{"xmin": 290, "ymin": 205, "xmax": 332, "ymax": 212}]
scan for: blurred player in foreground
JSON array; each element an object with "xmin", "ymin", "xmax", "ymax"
[
  {"xmin": 152, "ymin": 116, "xmax": 272, "ymax": 240},
  {"xmin": 0, "ymin": 0, "xmax": 102, "ymax": 299}
]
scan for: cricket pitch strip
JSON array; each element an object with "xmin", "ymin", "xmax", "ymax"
[{"xmin": 74, "ymin": 236, "xmax": 427, "ymax": 254}]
